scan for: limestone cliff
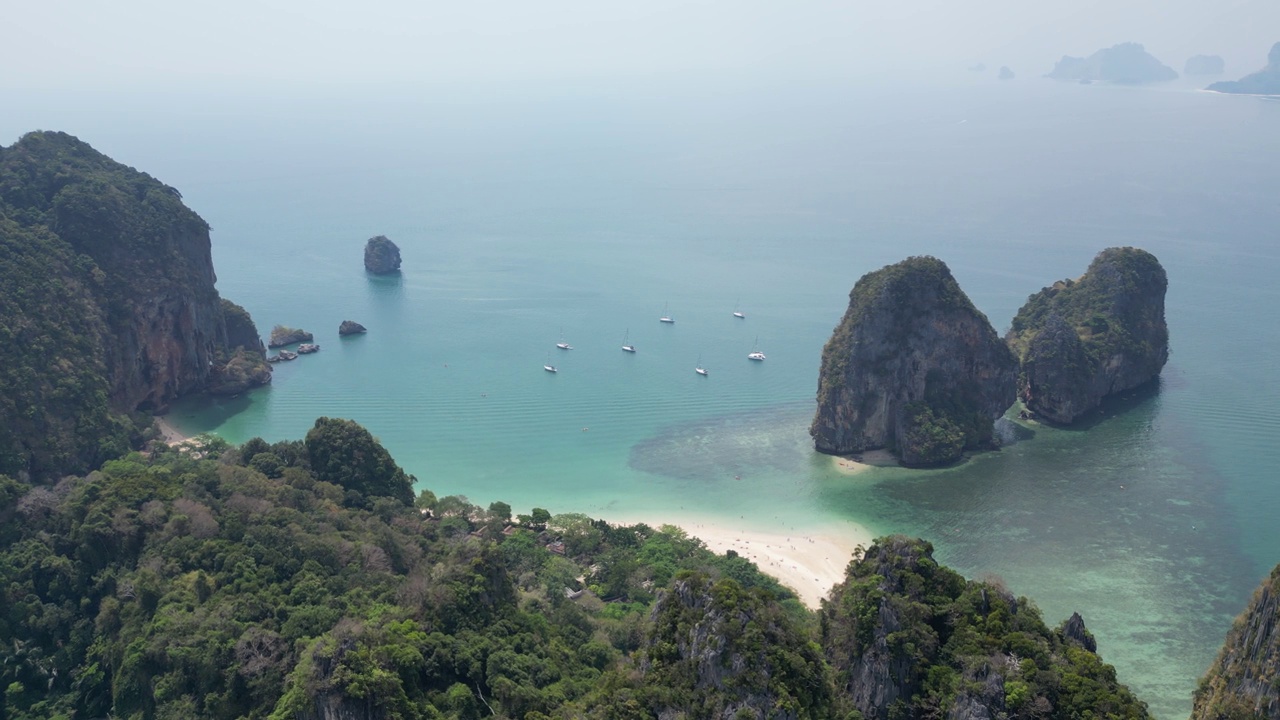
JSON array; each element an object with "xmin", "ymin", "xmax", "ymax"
[
  {"xmin": 1047, "ymin": 42, "xmax": 1178, "ymax": 84},
  {"xmin": 1006, "ymin": 247, "xmax": 1168, "ymax": 424},
  {"xmin": 363, "ymin": 235, "xmax": 401, "ymax": 274},
  {"xmin": 811, "ymin": 256, "xmax": 1016, "ymax": 466},
  {"xmin": 1193, "ymin": 566, "xmax": 1280, "ymax": 719},
  {"xmin": 0, "ymin": 131, "xmax": 268, "ymax": 478},
  {"xmin": 640, "ymin": 573, "xmax": 833, "ymax": 719},
  {"xmin": 1208, "ymin": 42, "xmax": 1280, "ymax": 95},
  {"xmin": 821, "ymin": 536, "xmax": 1150, "ymax": 720}
]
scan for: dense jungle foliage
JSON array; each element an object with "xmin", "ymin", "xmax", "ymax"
[{"xmin": 0, "ymin": 420, "xmax": 1149, "ymax": 720}]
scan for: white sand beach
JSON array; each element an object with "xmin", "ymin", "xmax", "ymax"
[
  {"xmin": 601, "ymin": 512, "xmax": 874, "ymax": 608},
  {"xmin": 155, "ymin": 416, "xmax": 192, "ymax": 446}
]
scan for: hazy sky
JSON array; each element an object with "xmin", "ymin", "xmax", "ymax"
[{"xmin": 4, "ymin": 1, "xmax": 1277, "ymax": 92}]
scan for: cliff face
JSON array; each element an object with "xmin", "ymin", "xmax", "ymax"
[
  {"xmin": 1007, "ymin": 247, "xmax": 1168, "ymax": 425},
  {"xmin": 1047, "ymin": 42, "xmax": 1178, "ymax": 83},
  {"xmin": 821, "ymin": 536, "xmax": 1150, "ymax": 720},
  {"xmin": 1208, "ymin": 42, "xmax": 1280, "ymax": 95},
  {"xmin": 0, "ymin": 131, "xmax": 267, "ymax": 478},
  {"xmin": 1193, "ymin": 566, "xmax": 1280, "ymax": 720},
  {"xmin": 811, "ymin": 256, "xmax": 1016, "ymax": 466},
  {"xmin": 640, "ymin": 573, "xmax": 833, "ymax": 719}
]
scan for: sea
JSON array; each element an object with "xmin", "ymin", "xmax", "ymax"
[{"xmin": 7, "ymin": 73, "xmax": 1279, "ymax": 718}]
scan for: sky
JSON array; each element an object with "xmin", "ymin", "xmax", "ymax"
[{"xmin": 3, "ymin": 0, "xmax": 1277, "ymax": 94}]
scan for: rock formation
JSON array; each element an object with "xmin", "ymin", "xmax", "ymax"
[
  {"xmin": 1208, "ymin": 42, "xmax": 1280, "ymax": 95},
  {"xmin": 0, "ymin": 131, "xmax": 269, "ymax": 479},
  {"xmin": 998, "ymin": 66, "xmax": 1015, "ymax": 80},
  {"xmin": 338, "ymin": 320, "xmax": 367, "ymax": 335},
  {"xmin": 1006, "ymin": 247, "xmax": 1168, "ymax": 424},
  {"xmin": 1193, "ymin": 566, "xmax": 1280, "ymax": 719},
  {"xmin": 268, "ymin": 325, "xmax": 314, "ymax": 348},
  {"xmin": 1047, "ymin": 43, "xmax": 1178, "ymax": 84},
  {"xmin": 1185, "ymin": 54, "xmax": 1226, "ymax": 76},
  {"xmin": 822, "ymin": 536, "xmax": 1149, "ymax": 720},
  {"xmin": 639, "ymin": 573, "xmax": 834, "ymax": 718},
  {"xmin": 811, "ymin": 256, "xmax": 1016, "ymax": 466},
  {"xmin": 363, "ymin": 235, "xmax": 401, "ymax": 274}
]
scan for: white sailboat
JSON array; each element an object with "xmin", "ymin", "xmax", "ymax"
[
  {"xmin": 621, "ymin": 329, "xmax": 636, "ymax": 353},
  {"xmin": 556, "ymin": 327, "xmax": 573, "ymax": 350},
  {"xmin": 733, "ymin": 299, "xmax": 745, "ymax": 319},
  {"xmin": 747, "ymin": 336, "xmax": 766, "ymax": 361},
  {"xmin": 543, "ymin": 353, "xmax": 558, "ymax": 373},
  {"xmin": 659, "ymin": 302, "xmax": 675, "ymax": 324},
  {"xmin": 695, "ymin": 354, "xmax": 708, "ymax": 376}
]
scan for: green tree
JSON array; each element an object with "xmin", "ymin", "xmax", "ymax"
[{"xmin": 303, "ymin": 417, "xmax": 413, "ymax": 505}]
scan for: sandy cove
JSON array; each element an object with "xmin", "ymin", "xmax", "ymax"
[
  {"xmin": 155, "ymin": 416, "xmax": 195, "ymax": 446},
  {"xmin": 600, "ymin": 513, "xmax": 874, "ymax": 609}
]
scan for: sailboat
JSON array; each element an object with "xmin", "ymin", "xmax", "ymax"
[
  {"xmin": 621, "ymin": 329, "xmax": 636, "ymax": 353},
  {"xmin": 659, "ymin": 302, "xmax": 675, "ymax": 324},
  {"xmin": 695, "ymin": 354, "xmax": 708, "ymax": 376},
  {"xmin": 556, "ymin": 327, "xmax": 573, "ymax": 350},
  {"xmin": 733, "ymin": 299, "xmax": 745, "ymax": 319},
  {"xmin": 543, "ymin": 353, "xmax": 558, "ymax": 373},
  {"xmin": 747, "ymin": 336, "xmax": 766, "ymax": 361}
]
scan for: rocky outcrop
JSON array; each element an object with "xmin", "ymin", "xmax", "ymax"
[
  {"xmin": 822, "ymin": 536, "xmax": 1148, "ymax": 720},
  {"xmin": 1007, "ymin": 247, "xmax": 1168, "ymax": 424},
  {"xmin": 0, "ymin": 131, "xmax": 267, "ymax": 478},
  {"xmin": 641, "ymin": 573, "xmax": 833, "ymax": 719},
  {"xmin": 1186, "ymin": 54, "xmax": 1226, "ymax": 76},
  {"xmin": 1193, "ymin": 566, "xmax": 1280, "ymax": 719},
  {"xmin": 268, "ymin": 325, "xmax": 314, "ymax": 348},
  {"xmin": 208, "ymin": 349, "xmax": 273, "ymax": 396},
  {"xmin": 1061, "ymin": 611, "xmax": 1098, "ymax": 652},
  {"xmin": 222, "ymin": 299, "xmax": 266, "ymax": 354},
  {"xmin": 1047, "ymin": 43, "xmax": 1178, "ymax": 84},
  {"xmin": 811, "ymin": 256, "xmax": 1016, "ymax": 466},
  {"xmin": 1208, "ymin": 42, "xmax": 1280, "ymax": 95},
  {"xmin": 338, "ymin": 320, "xmax": 367, "ymax": 336},
  {"xmin": 363, "ymin": 235, "xmax": 401, "ymax": 274}
]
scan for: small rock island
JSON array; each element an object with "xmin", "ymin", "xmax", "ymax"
[
  {"xmin": 811, "ymin": 256, "xmax": 1017, "ymax": 467},
  {"xmin": 1208, "ymin": 42, "xmax": 1280, "ymax": 95},
  {"xmin": 1006, "ymin": 247, "xmax": 1168, "ymax": 425},
  {"xmin": 1047, "ymin": 43, "xmax": 1178, "ymax": 84},
  {"xmin": 268, "ymin": 325, "xmax": 314, "ymax": 348},
  {"xmin": 999, "ymin": 66, "xmax": 1015, "ymax": 80},
  {"xmin": 364, "ymin": 235, "xmax": 402, "ymax": 274},
  {"xmin": 1185, "ymin": 54, "xmax": 1225, "ymax": 76},
  {"xmin": 339, "ymin": 320, "xmax": 367, "ymax": 336}
]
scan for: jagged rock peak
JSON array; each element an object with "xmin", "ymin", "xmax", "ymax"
[
  {"xmin": 1207, "ymin": 41, "xmax": 1280, "ymax": 95},
  {"xmin": 1060, "ymin": 612, "xmax": 1098, "ymax": 652},
  {"xmin": 338, "ymin": 320, "xmax": 367, "ymax": 336},
  {"xmin": 1193, "ymin": 566, "xmax": 1280, "ymax": 719},
  {"xmin": 1047, "ymin": 42, "xmax": 1178, "ymax": 84},
  {"xmin": 363, "ymin": 235, "xmax": 401, "ymax": 274},
  {"xmin": 810, "ymin": 256, "xmax": 1017, "ymax": 466},
  {"xmin": 1007, "ymin": 247, "xmax": 1168, "ymax": 424}
]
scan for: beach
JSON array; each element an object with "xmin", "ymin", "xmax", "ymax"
[
  {"xmin": 155, "ymin": 416, "xmax": 192, "ymax": 445},
  {"xmin": 601, "ymin": 513, "xmax": 874, "ymax": 608}
]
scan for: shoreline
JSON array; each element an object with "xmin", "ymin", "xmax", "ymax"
[
  {"xmin": 597, "ymin": 512, "xmax": 873, "ymax": 609},
  {"xmin": 154, "ymin": 416, "xmax": 193, "ymax": 446}
]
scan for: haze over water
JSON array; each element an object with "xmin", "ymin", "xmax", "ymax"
[{"xmin": 8, "ymin": 74, "xmax": 1279, "ymax": 717}]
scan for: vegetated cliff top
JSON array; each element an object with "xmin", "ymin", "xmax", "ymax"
[
  {"xmin": 1047, "ymin": 42, "xmax": 1179, "ymax": 83},
  {"xmin": 1007, "ymin": 246, "xmax": 1168, "ymax": 363},
  {"xmin": 0, "ymin": 131, "xmax": 263, "ymax": 480},
  {"xmin": 822, "ymin": 535, "xmax": 1151, "ymax": 720},
  {"xmin": 1208, "ymin": 41, "xmax": 1280, "ymax": 95},
  {"xmin": 1192, "ymin": 565, "xmax": 1280, "ymax": 719}
]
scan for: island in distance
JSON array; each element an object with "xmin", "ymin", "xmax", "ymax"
[
  {"xmin": 1208, "ymin": 42, "xmax": 1280, "ymax": 95},
  {"xmin": 1047, "ymin": 42, "xmax": 1178, "ymax": 84},
  {"xmin": 1185, "ymin": 54, "xmax": 1225, "ymax": 76},
  {"xmin": 339, "ymin": 320, "xmax": 367, "ymax": 336},
  {"xmin": 364, "ymin": 234, "xmax": 402, "ymax": 274}
]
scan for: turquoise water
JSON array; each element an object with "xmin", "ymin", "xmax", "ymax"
[{"xmin": 9, "ymin": 77, "xmax": 1280, "ymax": 717}]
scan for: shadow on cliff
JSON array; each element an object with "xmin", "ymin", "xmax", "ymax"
[{"xmin": 1032, "ymin": 377, "xmax": 1163, "ymax": 432}]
